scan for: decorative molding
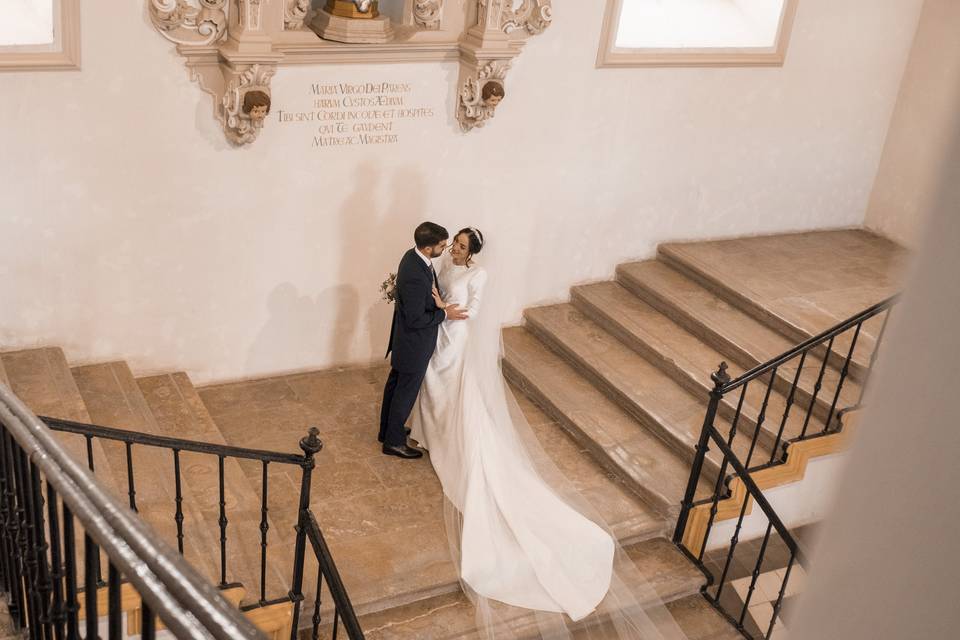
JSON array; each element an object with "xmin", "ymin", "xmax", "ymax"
[
  {"xmin": 284, "ymin": 0, "xmax": 312, "ymax": 30},
  {"xmin": 501, "ymin": 0, "xmax": 552, "ymax": 35},
  {"xmin": 146, "ymin": 0, "xmax": 553, "ymax": 141},
  {"xmin": 149, "ymin": 0, "xmax": 230, "ymax": 46},
  {"xmin": 457, "ymin": 59, "xmax": 510, "ymax": 132},
  {"xmin": 413, "ymin": 0, "xmax": 443, "ymax": 30},
  {"xmin": 0, "ymin": 0, "xmax": 81, "ymax": 72},
  {"xmin": 219, "ymin": 64, "xmax": 276, "ymax": 146},
  {"xmin": 597, "ymin": 0, "xmax": 798, "ymax": 68}
]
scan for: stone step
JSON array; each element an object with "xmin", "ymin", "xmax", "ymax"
[
  {"xmin": 522, "ymin": 304, "xmax": 772, "ymax": 474},
  {"xmin": 136, "ymin": 372, "xmax": 290, "ymax": 605},
  {"xmin": 71, "ymin": 361, "xmax": 220, "ymax": 585},
  {"xmin": 617, "ymin": 260, "xmax": 863, "ymax": 420},
  {"xmin": 354, "ymin": 537, "xmax": 705, "ymax": 640},
  {"xmin": 502, "ymin": 326, "xmax": 710, "ymax": 517},
  {"xmin": 571, "ymin": 282, "xmax": 835, "ymax": 459},
  {"xmin": 657, "ymin": 234, "xmax": 898, "ymax": 381},
  {"xmin": 0, "ymin": 348, "xmax": 119, "ymax": 493}
]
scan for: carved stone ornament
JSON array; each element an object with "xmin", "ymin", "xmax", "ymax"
[
  {"xmin": 501, "ymin": 0, "xmax": 552, "ymax": 35},
  {"xmin": 219, "ymin": 64, "xmax": 276, "ymax": 146},
  {"xmin": 413, "ymin": 0, "xmax": 443, "ymax": 30},
  {"xmin": 237, "ymin": 0, "xmax": 266, "ymax": 30},
  {"xmin": 284, "ymin": 0, "xmax": 312, "ymax": 30},
  {"xmin": 457, "ymin": 59, "xmax": 510, "ymax": 132},
  {"xmin": 149, "ymin": 0, "xmax": 229, "ymax": 45}
]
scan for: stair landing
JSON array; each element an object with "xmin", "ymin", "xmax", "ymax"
[{"xmin": 197, "ymin": 366, "xmax": 669, "ymax": 617}]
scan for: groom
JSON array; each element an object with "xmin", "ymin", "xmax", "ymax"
[{"xmin": 379, "ymin": 222, "xmax": 468, "ymax": 458}]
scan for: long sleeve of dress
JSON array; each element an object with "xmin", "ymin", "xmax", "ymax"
[{"xmin": 464, "ymin": 268, "xmax": 488, "ymax": 318}]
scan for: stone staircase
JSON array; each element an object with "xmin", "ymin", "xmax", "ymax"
[{"xmin": 0, "ymin": 229, "xmax": 905, "ymax": 639}]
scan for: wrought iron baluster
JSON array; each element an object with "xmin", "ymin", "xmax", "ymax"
[
  {"xmin": 82, "ymin": 434, "xmax": 102, "ymax": 587},
  {"xmin": 332, "ymin": 610, "xmax": 340, "ymax": 640},
  {"xmin": 107, "ymin": 562, "xmax": 121, "ymax": 640},
  {"xmin": 824, "ymin": 322, "xmax": 863, "ymax": 433},
  {"xmin": 770, "ymin": 352, "xmax": 807, "ymax": 464},
  {"xmin": 62, "ymin": 504, "xmax": 79, "ymax": 640},
  {"xmin": 259, "ymin": 461, "xmax": 270, "ymax": 605},
  {"xmin": 0, "ymin": 425, "xmax": 12, "ymax": 595},
  {"xmin": 744, "ymin": 368, "xmax": 777, "ymax": 470},
  {"xmin": 311, "ymin": 562, "xmax": 323, "ymax": 640},
  {"xmin": 29, "ymin": 461, "xmax": 54, "ymax": 640},
  {"xmin": 83, "ymin": 534, "xmax": 98, "ymax": 640},
  {"xmin": 124, "ymin": 443, "xmax": 137, "ymax": 512},
  {"xmin": 712, "ymin": 485, "xmax": 752, "ymax": 603},
  {"xmin": 800, "ymin": 336, "xmax": 834, "ymax": 439},
  {"xmin": 46, "ymin": 480, "xmax": 66, "ymax": 640},
  {"xmin": 0, "ymin": 427, "xmax": 24, "ymax": 624},
  {"xmin": 172, "ymin": 449, "xmax": 184, "ymax": 555},
  {"xmin": 765, "ymin": 549, "xmax": 795, "ymax": 639},
  {"xmin": 699, "ymin": 383, "xmax": 748, "ymax": 565},
  {"xmin": 141, "ymin": 601, "xmax": 156, "ymax": 640},
  {"xmin": 15, "ymin": 447, "xmax": 42, "ymax": 637},
  {"xmin": 739, "ymin": 522, "xmax": 774, "ymax": 628},
  {"xmin": 218, "ymin": 455, "xmax": 228, "ymax": 587},
  {"xmin": 289, "ymin": 429, "xmax": 323, "ymax": 640}
]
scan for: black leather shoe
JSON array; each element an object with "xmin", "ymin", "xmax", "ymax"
[
  {"xmin": 382, "ymin": 443, "xmax": 423, "ymax": 459},
  {"xmin": 378, "ymin": 427, "xmax": 411, "ymax": 444}
]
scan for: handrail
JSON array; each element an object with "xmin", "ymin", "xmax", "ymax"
[
  {"xmin": 722, "ymin": 294, "xmax": 899, "ymax": 392},
  {"xmin": 42, "ymin": 416, "xmax": 306, "ymax": 466},
  {"xmin": 0, "ymin": 383, "xmax": 265, "ymax": 639},
  {"xmin": 303, "ymin": 510, "xmax": 365, "ymax": 639}
]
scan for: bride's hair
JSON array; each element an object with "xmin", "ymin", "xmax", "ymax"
[{"xmin": 457, "ymin": 227, "xmax": 484, "ymax": 259}]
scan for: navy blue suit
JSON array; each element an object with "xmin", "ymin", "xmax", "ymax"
[{"xmin": 379, "ymin": 249, "xmax": 446, "ymax": 446}]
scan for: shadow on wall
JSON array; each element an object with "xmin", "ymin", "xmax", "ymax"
[{"xmin": 243, "ymin": 161, "xmax": 430, "ymax": 377}]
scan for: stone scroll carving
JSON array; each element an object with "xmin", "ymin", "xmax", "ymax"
[
  {"xmin": 285, "ymin": 0, "xmax": 312, "ymax": 30},
  {"xmin": 501, "ymin": 0, "xmax": 552, "ymax": 35},
  {"xmin": 219, "ymin": 64, "xmax": 276, "ymax": 146},
  {"xmin": 147, "ymin": 0, "xmax": 555, "ymax": 143},
  {"xmin": 149, "ymin": 0, "xmax": 229, "ymax": 45},
  {"xmin": 413, "ymin": 0, "xmax": 443, "ymax": 30}
]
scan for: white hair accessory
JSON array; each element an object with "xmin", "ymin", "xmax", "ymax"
[{"xmin": 468, "ymin": 227, "xmax": 484, "ymax": 249}]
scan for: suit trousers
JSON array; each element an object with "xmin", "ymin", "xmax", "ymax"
[{"xmin": 379, "ymin": 367, "xmax": 427, "ymax": 447}]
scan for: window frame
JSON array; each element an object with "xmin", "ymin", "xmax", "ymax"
[
  {"xmin": 0, "ymin": 0, "xmax": 80, "ymax": 72},
  {"xmin": 596, "ymin": 0, "xmax": 799, "ymax": 68}
]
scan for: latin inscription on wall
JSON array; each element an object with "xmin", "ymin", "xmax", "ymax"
[{"xmin": 276, "ymin": 81, "xmax": 436, "ymax": 148}]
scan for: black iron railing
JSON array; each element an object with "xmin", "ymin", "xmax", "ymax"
[
  {"xmin": 0, "ymin": 382, "xmax": 264, "ymax": 640},
  {"xmin": 673, "ymin": 295, "xmax": 897, "ymax": 639},
  {"xmin": 0, "ymin": 384, "xmax": 364, "ymax": 639}
]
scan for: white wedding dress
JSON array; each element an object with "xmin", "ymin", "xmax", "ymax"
[{"xmin": 409, "ymin": 254, "xmax": 616, "ymax": 622}]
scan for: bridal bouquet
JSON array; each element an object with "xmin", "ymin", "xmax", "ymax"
[{"xmin": 380, "ymin": 272, "xmax": 398, "ymax": 304}]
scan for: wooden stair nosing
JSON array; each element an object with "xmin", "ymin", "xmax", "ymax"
[
  {"xmin": 657, "ymin": 245, "xmax": 871, "ymax": 382},
  {"xmin": 568, "ymin": 284, "xmax": 827, "ymax": 458},
  {"xmin": 615, "ymin": 261, "xmax": 863, "ymax": 420}
]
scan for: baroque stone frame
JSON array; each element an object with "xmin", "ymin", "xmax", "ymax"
[{"xmin": 147, "ymin": 0, "xmax": 553, "ymax": 145}]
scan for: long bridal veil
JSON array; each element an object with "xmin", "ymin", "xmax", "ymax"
[{"xmin": 438, "ymin": 238, "xmax": 689, "ymax": 640}]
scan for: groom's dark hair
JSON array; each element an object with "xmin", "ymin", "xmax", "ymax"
[{"xmin": 414, "ymin": 222, "xmax": 449, "ymax": 249}]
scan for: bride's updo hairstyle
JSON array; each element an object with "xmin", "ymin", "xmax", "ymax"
[{"xmin": 457, "ymin": 227, "xmax": 484, "ymax": 267}]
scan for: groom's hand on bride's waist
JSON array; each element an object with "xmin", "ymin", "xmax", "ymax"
[{"xmin": 444, "ymin": 304, "xmax": 469, "ymax": 321}]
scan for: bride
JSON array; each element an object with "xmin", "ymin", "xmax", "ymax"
[{"xmin": 409, "ymin": 228, "xmax": 686, "ymax": 639}]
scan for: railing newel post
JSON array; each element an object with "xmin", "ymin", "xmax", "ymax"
[
  {"xmin": 674, "ymin": 362, "xmax": 729, "ymax": 546},
  {"xmin": 289, "ymin": 427, "xmax": 323, "ymax": 640}
]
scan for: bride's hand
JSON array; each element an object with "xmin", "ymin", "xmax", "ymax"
[{"xmin": 432, "ymin": 285, "xmax": 446, "ymax": 309}]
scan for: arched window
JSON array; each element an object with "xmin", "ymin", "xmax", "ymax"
[
  {"xmin": 1, "ymin": 0, "xmax": 80, "ymax": 71},
  {"xmin": 598, "ymin": 0, "xmax": 798, "ymax": 68}
]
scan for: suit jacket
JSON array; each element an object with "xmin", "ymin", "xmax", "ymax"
[{"xmin": 385, "ymin": 249, "xmax": 446, "ymax": 373}]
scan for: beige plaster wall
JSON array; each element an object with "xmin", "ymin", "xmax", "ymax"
[
  {"xmin": 790, "ymin": 98, "xmax": 960, "ymax": 640},
  {"xmin": 864, "ymin": 0, "xmax": 960, "ymax": 248},
  {"xmin": 0, "ymin": 0, "xmax": 923, "ymax": 383}
]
